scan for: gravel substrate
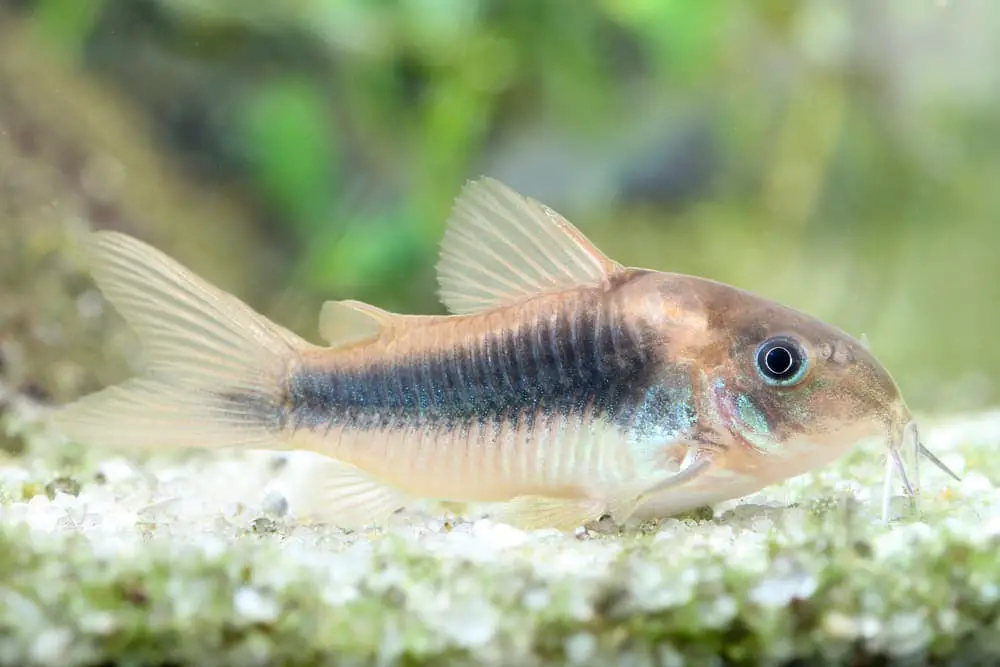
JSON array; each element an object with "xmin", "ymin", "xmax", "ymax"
[{"xmin": 1, "ymin": 402, "xmax": 998, "ymax": 666}]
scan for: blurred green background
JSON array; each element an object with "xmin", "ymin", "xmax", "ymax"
[{"xmin": 1, "ymin": 0, "xmax": 998, "ymax": 422}]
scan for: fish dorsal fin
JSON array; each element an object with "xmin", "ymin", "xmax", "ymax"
[
  {"xmin": 435, "ymin": 177, "xmax": 623, "ymax": 315},
  {"xmin": 318, "ymin": 299, "xmax": 397, "ymax": 348}
]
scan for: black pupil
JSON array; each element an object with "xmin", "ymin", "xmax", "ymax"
[{"xmin": 764, "ymin": 346, "xmax": 795, "ymax": 377}]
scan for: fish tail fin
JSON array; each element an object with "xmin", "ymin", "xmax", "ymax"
[{"xmin": 50, "ymin": 231, "xmax": 313, "ymax": 452}]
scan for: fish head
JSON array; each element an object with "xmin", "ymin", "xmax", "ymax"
[
  {"xmin": 636, "ymin": 272, "xmax": 959, "ymax": 521},
  {"xmin": 671, "ymin": 277, "xmax": 916, "ymax": 481}
]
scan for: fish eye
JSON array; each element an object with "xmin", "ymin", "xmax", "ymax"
[{"xmin": 755, "ymin": 336, "xmax": 808, "ymax": 386}]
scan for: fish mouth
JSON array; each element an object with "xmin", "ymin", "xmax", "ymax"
[{"xmin": 881, "ymin": 418, "xmax": 961, "ymax": 521}]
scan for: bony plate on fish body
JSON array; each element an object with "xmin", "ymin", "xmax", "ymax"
[{"xmin": 49, "ymin": 177, "xmax": 959, "ymax": 532}]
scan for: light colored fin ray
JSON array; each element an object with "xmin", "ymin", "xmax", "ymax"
[
  {"xmin": 436, "ymin": 177, "xmax": 623, "ymax": 315},
  {"xmin": 103, "ymin": 288, "xmax": 239, "ymax": 350},
  {"xmin": 597, "ymin": 455, "xmax": 718, "ymax": 528},
  {"xmin": 488, "ymin": 181, "xmax": 599, "ymax": 282},
  {"xmin": 443, "ymin": 227, "xmax": 534, "ymax": 294},
  {"xmin": 292, "ymin": 458, "xmax": 412, "ymax": 529},
  {"xmin": 93, "ymin": 235, "xmax": 304, "ymax": 353},
  {"xmin": 632, "ymin": 450, "xmax": 717, "ymax": 508},
  {"xmin": 50, "ymin": 231, "xmax": 313, "ymax": 452},
  {"xmin": 52, "ymin": 381, "xmax": 280, "ymax": 451},
  {"xmin": 489, "ymin": 496, "xmax": 605, "ymax": 532},
  {"xmin": 461, "ymin": 192, "xmax": 563, "ymax": 285}
]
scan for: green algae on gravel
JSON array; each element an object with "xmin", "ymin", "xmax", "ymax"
[
  {"xmin": 1, "ymin": 504, "xmax": 999, "ymax": 666},
  {"xmin": 0, "ymin": 411, "xmax": 999, "ymax": 666}
]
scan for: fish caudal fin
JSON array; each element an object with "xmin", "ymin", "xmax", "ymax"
[{"xmin": 50, "ymin": 231, "xmax": 312, "ymax": 452}]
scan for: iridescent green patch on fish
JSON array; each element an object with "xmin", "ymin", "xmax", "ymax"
[
  {"xmin": 710, "ymin": 377, "xmax": 777, "ymax": 452},
  {"xmin": 625, "ymin": 375, "xmax": 697, "ymax": 465},
  {"xmin": 735, "ymin": 393, "xmax": 775, "ymax": 450}
]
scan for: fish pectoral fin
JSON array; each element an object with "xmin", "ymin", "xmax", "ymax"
[
  {"xmin": 488, "ymin": 496, "xmax": 605, "ymax": 532},
  {"xmin": 435, "ymin": 177, "xmax": 625, "ymax": 315},
  {"xmin": 632, "ymin": 449, "xmax": 719, "ymax": 509},
  {"xmin": 290, "ymin": 457, "xmax": 412, "ymax": 529},
  {"xmin": 604, "ymin": 491, "xmax": 648, "ymax": 527},
  {"xmin": 598, "ymin": 452, "xmax": 719, "ymax": 527}
]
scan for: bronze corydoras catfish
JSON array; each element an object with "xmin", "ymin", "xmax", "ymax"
[{"xmin": 50, "ymin": 177, "xmax": 957, "ymax": 531}]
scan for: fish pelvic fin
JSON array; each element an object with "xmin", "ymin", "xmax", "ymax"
[
  {"xmin": 289, "ymin": 457, "xmax": 413, "ymax": 529},
  {"xmin": 488, "ymin": 496, "xmax": 607, "ymax": 532},
  {"xmin": 50, "ymin": 231, "xmax": 315, "ymax": 453},
  {"xmin": 487, "ymin": 451, "xmax": 721, "ymax": 532}
]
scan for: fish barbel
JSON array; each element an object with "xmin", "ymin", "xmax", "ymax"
[{"xmin": 50, "ymin": 177, "xmax": 959, "ymax": 530}]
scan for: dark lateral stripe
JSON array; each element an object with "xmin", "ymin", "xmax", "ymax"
[{"xmin": 273, "ymin": 303, "xmax": 655, "ymax": 434}]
